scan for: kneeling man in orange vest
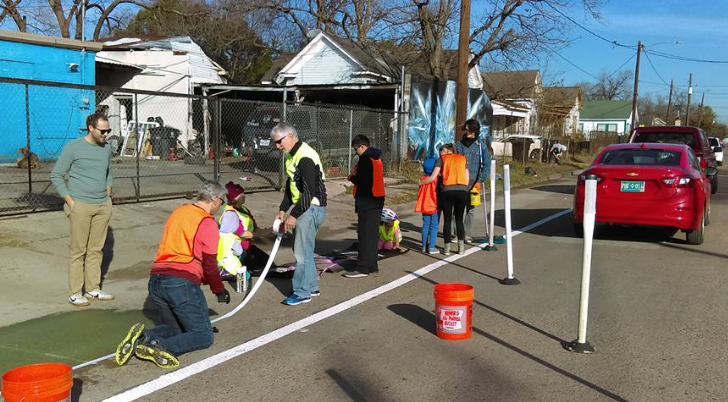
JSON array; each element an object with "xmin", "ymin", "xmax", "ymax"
[{"xmin": 115, "ymin": 182, "xmax": 231, "ymax": 369}]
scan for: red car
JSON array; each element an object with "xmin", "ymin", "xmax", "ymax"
[{"xmin": 573, "ymin": 143, "xmax": 713, "ymax": 245}]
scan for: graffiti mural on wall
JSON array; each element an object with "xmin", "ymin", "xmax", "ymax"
[{"xmin": 407, "ymin": 74, "xmax": 493, "ymax": 160}]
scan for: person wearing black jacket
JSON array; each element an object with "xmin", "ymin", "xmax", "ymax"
[{"xmin": 345, "ymin": 135, "xmax": 385, "ymax": 278}]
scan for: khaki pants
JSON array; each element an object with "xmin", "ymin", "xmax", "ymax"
[{"xmin": 64, "ymin": 199, "xmax": 112, "ymax": 295}]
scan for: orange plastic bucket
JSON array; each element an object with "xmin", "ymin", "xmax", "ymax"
[
  {"xmin": 2, "ymin": 363, "xmax": 73, "ymax": 402},
  {"xmin": 434, "ymin": 283, "xmax": 474, "ymax": 340}
]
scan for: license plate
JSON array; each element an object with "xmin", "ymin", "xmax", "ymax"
[
  {"xmin": 259, "ymin": 139, "xmax": 270, "ymax": 146},
  {"xmin": 620, "ymin": 181, "xmax": 645, "ymax": 192}
]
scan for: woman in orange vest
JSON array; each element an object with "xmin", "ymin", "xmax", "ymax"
[{"xmin": 419, "ymin": 144, "xmax": 469, "ymax": 255}]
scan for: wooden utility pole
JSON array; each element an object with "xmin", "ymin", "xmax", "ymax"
[
  {"xmin": 685, "ymin": 73, "xmax": 693, "ymax": 126},
  {"xmin": 697, "ymin": 92, "xmax": 705, "ymax": 128},
  {"xmin": 630, "ymin": 41, "xmax": 642, "ymax": 133},
  {"xmin": 455, "ymin": 0, "xmax": 472, "ymax": 141},
  {"xmin": 666, "ymin": 79, "xmax": 674, "ymax": 125}
]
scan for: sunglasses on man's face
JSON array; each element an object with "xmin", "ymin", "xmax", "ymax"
[
  {"xmin": 274, "ymin": 135, "xmax": 288, "ymax": 145},
  {"xmin": 98, "ymin": 129, "xmax": 112, "ymax": 135}
]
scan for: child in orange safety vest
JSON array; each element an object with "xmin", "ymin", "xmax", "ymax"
[
  {"xmin": 415, "ymin": 157, "xmax": 439, "ymax": 254},
  {"xmin": 378, "ymin": 208, "xmax": 403, "ymax": 252}
]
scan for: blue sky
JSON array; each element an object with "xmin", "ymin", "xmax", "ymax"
[{"xmin": 539, "ymin": 0, "xmax": 728, "ymax": 123}]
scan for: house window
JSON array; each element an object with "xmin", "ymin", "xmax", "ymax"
[{"xmin": 597, "ymin": 123, "xmax": 617, "ymax": 132}]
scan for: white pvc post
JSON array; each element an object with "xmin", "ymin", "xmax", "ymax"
[
  {"xmin": 486, "ymin": 159, "xmax": 497, "ymax": 250},
  {"xmin": 566, "ymin": 175, "xmax": 597, "ymax": 353},
  {"xmin": 481, "ymin": 183, "xmax": 489, "ymax": 240},
  {"xmin": 499, "ymin": 165, "xmax": 519, "ymax": 285}
]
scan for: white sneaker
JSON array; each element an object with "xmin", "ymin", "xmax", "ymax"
[
  {"xmin": 427, "ymin": 249, "xmax": 440, "ymax": 255},
  {"xmin": 85, "ymin": 289, "xmax": 115, "ymax": 301},
  {"xmin": 465, "ymin": 236, "xmax": 474, "ymax": 245},
  {"xmin": 69, "ymin": 293, "xmax": 90, "ymax": 307}
]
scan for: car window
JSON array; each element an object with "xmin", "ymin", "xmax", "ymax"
[
  {"xmin": 633, "ymin": 132, "xmax": 695, "ymax": 147},
  {"xmin": 600, "ymin": 149, "xmax": 681, "ymax": 166},
  {"xmin": 247, "ymin": 108, "xmax": 281, "ymax": 128},
  {"xmin": 687, "ymin": 150, "xmax": 701, "ymax": 171},
  {"xmin": 708, "ymin": 137, "xmax": 719, "ymax": 147}
]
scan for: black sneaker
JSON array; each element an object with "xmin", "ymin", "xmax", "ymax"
[
  {"xmin": 135, "ymin": 340, "xmax": 179, "ymax": 369},
  {"xmin": 311, "ymin": 290, "xmax": 321, "ymax": 297},
  {"xmin": 116, "ymin": 323, "xmax": 145, "ymax": 366}
]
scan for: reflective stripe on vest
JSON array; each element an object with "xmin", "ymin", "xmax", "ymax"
[
  {"xmin": 154, "ymin": 204, "xmax": 212, "ymax": 279},
  {"xmin": 284, "ymin": 142, "xmax": 325, "ymax": 204},
  {"xmin": 442, "ymin": 154, "xmax": 468, "ymax": 186},
  {"xmin": 353, "ymin": 157, "xmax": 386, "ymax": 198},
  {"xmin": 415, "ymin": 180, "xmax": 438, "ymax": 214},
  {"xmin": 379, "ymin": 220, "xmax": 401, "ymax": 242}
]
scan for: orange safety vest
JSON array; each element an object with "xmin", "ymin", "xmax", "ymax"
[
  {"xmin": 441, "ymin": 154, "xmax": 468, "ymax": 186},
  {"xmin": 353, "ymin": 157, "xmax": 386, "ymax": 198},
  {"xmin": 415, "ymin": 179, "xmax": 438, "ymax": 214},
  {"xmin": 154, "ymin": 204, "xmax": 213, "ymax": 279}
]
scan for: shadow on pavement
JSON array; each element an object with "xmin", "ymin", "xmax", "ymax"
[
  {"xmin": 388, "ymin": 302, "xmax": 628, "ymax": 402},
  {"xmin": 326, "ymin": 368, "xmax": 372, "ymax": 402},
  {"xmin": 71, "ymin": 377, "xmax": 83, "ymax": 402},
  {"xmin": 658, "ymin": 242, "xmax": 728, "ymax": 261},
  {"xmin": 530, "ymin": 184, "xmax": 576, "ymax": 195}
]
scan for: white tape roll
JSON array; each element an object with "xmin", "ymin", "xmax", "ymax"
[{"xmin": 272, "ymin": 218, "xmax": 282, "ymax": 234}]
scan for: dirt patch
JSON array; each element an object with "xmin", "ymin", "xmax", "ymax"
[{"xmin": 104, "ymin": 261, "xmax": 152, "ymax": 282}]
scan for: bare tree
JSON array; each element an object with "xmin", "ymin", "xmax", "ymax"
[
  {"xmin": 587, "ymin": 70, "xmax": 633, "ymax": 100},
  {"xmin": 1, "ymin": 0, "xmax": 28, "ymax": 31}
]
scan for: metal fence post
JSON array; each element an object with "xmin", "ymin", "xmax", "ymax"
[
  {"xmin": 279, "ymin": 92, "xmax": 287, "ymax": 190},
  {"xmin": 134, "ymin": 93, "xmax": 140, "ymax": 202},
  {"xmin": 24, "ymin": 84, "xmax": 32, "ymax": 196},
  {"xmin": 214, "ymin": 98, "xmax": 221, "ymax": 182},
  {"xmin": 348, "ymin": 108, "xmax": 354, "ymax": 173}
]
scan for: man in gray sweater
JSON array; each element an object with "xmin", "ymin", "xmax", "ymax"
[{"xmin": 50, "ymin": 113, "xmax": 114, "ymax": 306}]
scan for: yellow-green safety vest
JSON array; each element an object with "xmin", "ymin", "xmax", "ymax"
[
  {"xmin": 379, "ymin": 220, "xmax": 401, "ymax": 242},
  {"xmin": 285, "ymin": 141, "xmax": 325, "ymax": 204},
  {"xmin": 216, "ymin": 205, "xmax": 253, "ymax": 275}
]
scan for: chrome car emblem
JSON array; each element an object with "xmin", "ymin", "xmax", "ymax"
[{"xmin": 626, "ymin": 172, "xmax": 639, "ymax": 177}]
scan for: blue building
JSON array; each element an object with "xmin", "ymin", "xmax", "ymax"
[{"xmin": 0, "ymin": 30, "xmax": 102, "ymax": 162}]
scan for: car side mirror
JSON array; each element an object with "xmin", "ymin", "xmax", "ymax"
[{"xmin": 706, "ymin": 167, "xmax": 718, "ymax": 177}]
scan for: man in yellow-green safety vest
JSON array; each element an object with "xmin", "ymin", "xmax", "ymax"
[{"xmin": 270, "ymin": 122, "xmax": 327, "ymax": 306}]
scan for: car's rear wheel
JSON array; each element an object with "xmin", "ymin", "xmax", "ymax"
[
  {"xmin": 710, "ymin": 173, "xmax": 718, "ymax": 194},
  {"xmin": 686, "ymin": 211, "xmax": 705, "ymax": 245}
]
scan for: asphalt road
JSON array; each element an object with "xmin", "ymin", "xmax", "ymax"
[{"xmin": 73, "ymin": 167, "xmax": 728, "ymax": 402}]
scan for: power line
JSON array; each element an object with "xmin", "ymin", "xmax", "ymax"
[
  {"xmin": 643, "ymin": 51, "xmax": 670, "ymax": 86},
  {"xmin": 549, "ymin": 50, "xmax": 599, "ymax": 80},
  {"xmin": 644, "ymin": 49, "xmax": 728, "ymax": 65},
  {"xmin": 606, "ymin": 53, "xmax": 636, "ymax": 79},
  {"xmin": 543, "ymin": 3, "xmax": 636, "ymax": 50}
]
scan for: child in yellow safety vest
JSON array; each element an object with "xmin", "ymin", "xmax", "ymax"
[
  {"xmin": 217, "ymin": 181, "xmax": 256, "ymax": 280},
  {"xmin": 378, "ymin": 208, "xmax": 403, "ymax": 251}
]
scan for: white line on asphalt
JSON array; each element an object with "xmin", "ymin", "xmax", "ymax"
[{"xmin": 101, "ymin": 209, "xmax": 572, "ymax": 402}]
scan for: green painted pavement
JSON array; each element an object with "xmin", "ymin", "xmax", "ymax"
[{"xmin": 0, "ymin": 310, "xmax": 152, "ymax": 375}]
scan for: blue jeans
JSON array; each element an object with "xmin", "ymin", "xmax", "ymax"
[
  {"xmin": 292, "ymin": 205, "xmax": 326, "ymax": 298},
  {"xmin": 422, "ymin": 213, "xmax": 438, "ymax": 250},
  {"xmin": 144, "ymin": 274, "xmax": 214, "ymax": 356}
]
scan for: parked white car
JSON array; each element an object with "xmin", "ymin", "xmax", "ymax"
[{"xmin": 709, "ymin": 137, "xmax": 723, "ymax": 166}]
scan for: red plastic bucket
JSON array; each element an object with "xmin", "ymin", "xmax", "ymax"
[
  {"xmin": 2, "ymin": 363, "xmax": 73, "ymax": 402},
  {"xmin": 434, "ymin": 283, "xmax": 474, "ymax": 340}
]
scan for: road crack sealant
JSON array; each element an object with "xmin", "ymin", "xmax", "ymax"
[{"xmin": 98, "ymin": 209, "xmax": 572, "ymax": 402}]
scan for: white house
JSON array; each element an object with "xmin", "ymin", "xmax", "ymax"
[
  {"xmin": 579, "ymin": 100, "xmax": 634, "ymax": 138},
  {"xmin": 95, "ymin": 36, "xmax": 227, "ymax": 155}
]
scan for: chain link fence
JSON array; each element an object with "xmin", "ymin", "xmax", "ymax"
[{"xmin": 0, "ymin": 77, "xmax": 398, "ymax": 216}]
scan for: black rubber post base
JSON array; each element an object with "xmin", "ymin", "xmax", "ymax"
[
  {"xmin": 498, "ymin": 277, "xmax": 520, "ymax": 285},
  {"xmin": 484, "ymin": 245, "xmax": 498, "ymax": 251},
  {"xmin": 563, "ymin": 340, "xmax": 595, "ymax": 354}
]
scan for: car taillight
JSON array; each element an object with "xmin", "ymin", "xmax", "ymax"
[
  {"xmin": 698, "ymin": 156, "xmax": 708, "ymax": 170},
  {"xmin": 662, "ymin": 177, "xmax": 691, "ymax": 187}
]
